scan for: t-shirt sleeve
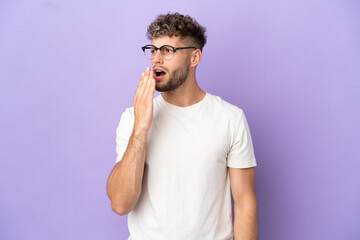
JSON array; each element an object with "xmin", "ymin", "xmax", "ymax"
[
  {"xmin": 226, "ymin": 110, "xmax": 257, "ymax": 168},
  {"xmin": 115, "ymin": 108, "xmax": 134, "ymax": 163}
]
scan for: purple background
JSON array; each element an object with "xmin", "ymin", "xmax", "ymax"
[{"xmin": 0, "ymin": 0, "xmax": 359, "ymax": 239}]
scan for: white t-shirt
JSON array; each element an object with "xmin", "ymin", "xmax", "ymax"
[{"xmin": 115, "ymin": 92, "xmax": 257, "ymax": 240}]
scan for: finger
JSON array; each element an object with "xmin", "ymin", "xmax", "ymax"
[
  {"xmin": 137, "ymin": 67, "xmax": 151, "ymax": 101},
  {"xmin": 144, "ymin": 67, "xmax": 152, "ymax": 81},
  {"xmin": 138, "ymin": 72, "xmax": 146, "ymax": 88},
  {"xmin": 139, "ymin": 70, "xmax": 148, "ymax": 89},
  {"xmin": 149, "ymin": 78, "xmax": 156, "ymax": 98},
  {"xmin": 138, "ymin": 72, "xmax": 145, "ymax": 88},
  {"xmin": 145, "ymin": 83, "xmax": 155, "ymax": 103},
  {"xmin": 143, "ymin": 73, "xmax": 153, "ymax": 99},
  {"xmin": 138, "ymin": 74, "xmax": 149, "ymax": 101},
  {"xmin": 141, "ymin": 71, "xmax": 145, "ymax": 80},
  {"xmin": 148, "ymin": 70, "xmax": 155, "ymax": 95},
  {"xmin": 146, "ymin": 70, "xmax": 154, "ymax": 92},
  {"xmin": 144, "ymin": 67, "xmax": 150, "ymax": 80},
  {"xmin": 134, "ymin": 72, "xmax": 145, "ymax": 103},
  {"xmin": 143, "ymin": 74, "xmax": 153, "ymax": 100},
  {"xmin": 151, "ymin": 78, "xmax": 155, "ymax": 91}
]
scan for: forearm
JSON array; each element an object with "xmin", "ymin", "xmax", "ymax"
[
  {"xmin": 233, "ymin": 197, "xmax": 258, "ymax": 240},
  {"xmin": 107, "ymin": 128, "xmax": 148, "ymax": 215}
]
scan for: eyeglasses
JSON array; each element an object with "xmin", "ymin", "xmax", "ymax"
[{"xmin": 141, "ymin": 44, "xmax": 197, "ymax": 60}]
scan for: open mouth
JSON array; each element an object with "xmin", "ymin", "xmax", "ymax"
[
  {"xmin": 153, "ymin": 69, "xmax": 166, "ymax": 80},
  {"xmin": 154, "ymin": 70, "xmax": 166, "ymax": 77}
]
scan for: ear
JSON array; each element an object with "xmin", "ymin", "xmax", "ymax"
[{"xmin": 190, "ymin": 49, "xmax": 202, "ymax": 68}]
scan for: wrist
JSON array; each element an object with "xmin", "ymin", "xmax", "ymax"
[{"xmin": 132, "ymin": 125, "xmax": 149, "ymax": 137}]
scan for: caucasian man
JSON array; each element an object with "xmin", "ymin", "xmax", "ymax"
[{"xmin": 107, "ymin": 12, "xmax": 258, "ymax": 240}]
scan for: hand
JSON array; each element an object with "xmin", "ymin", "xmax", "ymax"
[{"xmin": 133, "ymin": 67, "xmax": 156, "ymax": 133}]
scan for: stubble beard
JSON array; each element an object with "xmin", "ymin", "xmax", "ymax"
[{"xmin": 155, "ymin": 59, "xmax": 190, "ymax": 92}]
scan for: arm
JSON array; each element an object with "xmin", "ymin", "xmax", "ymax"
[
  {"xmin": 106, "ymin": 67, "xmax": 155, "ymax": 216},
  {"xmin": 229, "ymin": 167, "xmax": 258, "ymax": 240}
]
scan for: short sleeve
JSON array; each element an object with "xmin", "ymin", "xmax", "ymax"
[
  {"xmin": 115, "ymin": 108, "xmax": 134, "ymax": 163},
  {"xmin": 226, "ymin": 110, "xmax": 257, "ymax": 168}
]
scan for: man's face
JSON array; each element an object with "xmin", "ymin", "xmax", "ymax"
[{"xmin": 151, "ymin": 36, "xmax": 191, "ymax": 92}]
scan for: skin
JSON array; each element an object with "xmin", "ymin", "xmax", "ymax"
[
  {"xmin": 152, "ymin": 36, "xmax": 206, "ymax": 107},
  {"xmin": 106, "ymin": 36, "xmax": 258, "ymax": 240},
  {"xmin": 230, "ymin": 167, "xmax": 258, "ymax": 240},
  {"xmin": 153, "ymin": 53, "xmax": 190, "ymax": 92}
]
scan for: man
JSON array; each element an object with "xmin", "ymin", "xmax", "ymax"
[{"xmin": 107, "ymin": 12, "xmax": 258, "ymax": 240}]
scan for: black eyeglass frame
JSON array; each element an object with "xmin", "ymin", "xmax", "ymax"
[{"xmin": 141, "ymin": 44, "xmax": 197, "ymax": 60}]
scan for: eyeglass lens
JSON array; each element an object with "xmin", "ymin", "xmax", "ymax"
[{"xmin": 144, "ymin": 46, "xmax": 175, "ymax": 60}]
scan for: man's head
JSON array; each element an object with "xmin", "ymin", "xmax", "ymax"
[
  {"xmin": 146, "ymin": 12, "xmax": 207, "ymax": 52},
  {"xmin": 144, "ymin": 13, "xmax": 207, "ymax": 92}
]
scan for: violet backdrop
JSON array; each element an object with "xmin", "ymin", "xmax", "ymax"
[{"xmin": 0, "ymin": 0, "xmax": 359, "ymax": 239}]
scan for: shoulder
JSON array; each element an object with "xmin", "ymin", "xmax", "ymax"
[
  {"xmin": 120, "ymin": 106, "xmax": 134, "ymax": 120},
  {"xmin": 117, "ymin": 107, "xmax": 135, "ymax": 128},
  {"xmin": 206, "ymin": 92, "xmax": 245, "ymax": 119}
]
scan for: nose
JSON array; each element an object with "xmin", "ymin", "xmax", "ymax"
[{"xmin": 152, "ymin": 50, "xmax": 164, "ymax": 65}]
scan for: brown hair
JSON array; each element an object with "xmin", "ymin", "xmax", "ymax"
[{"xmin": 146, "ymin": 12, "xmax": 207, "ymax": 51}]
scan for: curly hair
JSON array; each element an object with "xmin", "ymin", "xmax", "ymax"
[{"xmin": 146, "ymin": 12, "xmax": 207, "ymax": 51}]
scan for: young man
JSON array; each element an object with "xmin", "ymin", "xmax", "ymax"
[{"xmin": 107, "ymin": 13, "xmax": 258, "ymax": 240}]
